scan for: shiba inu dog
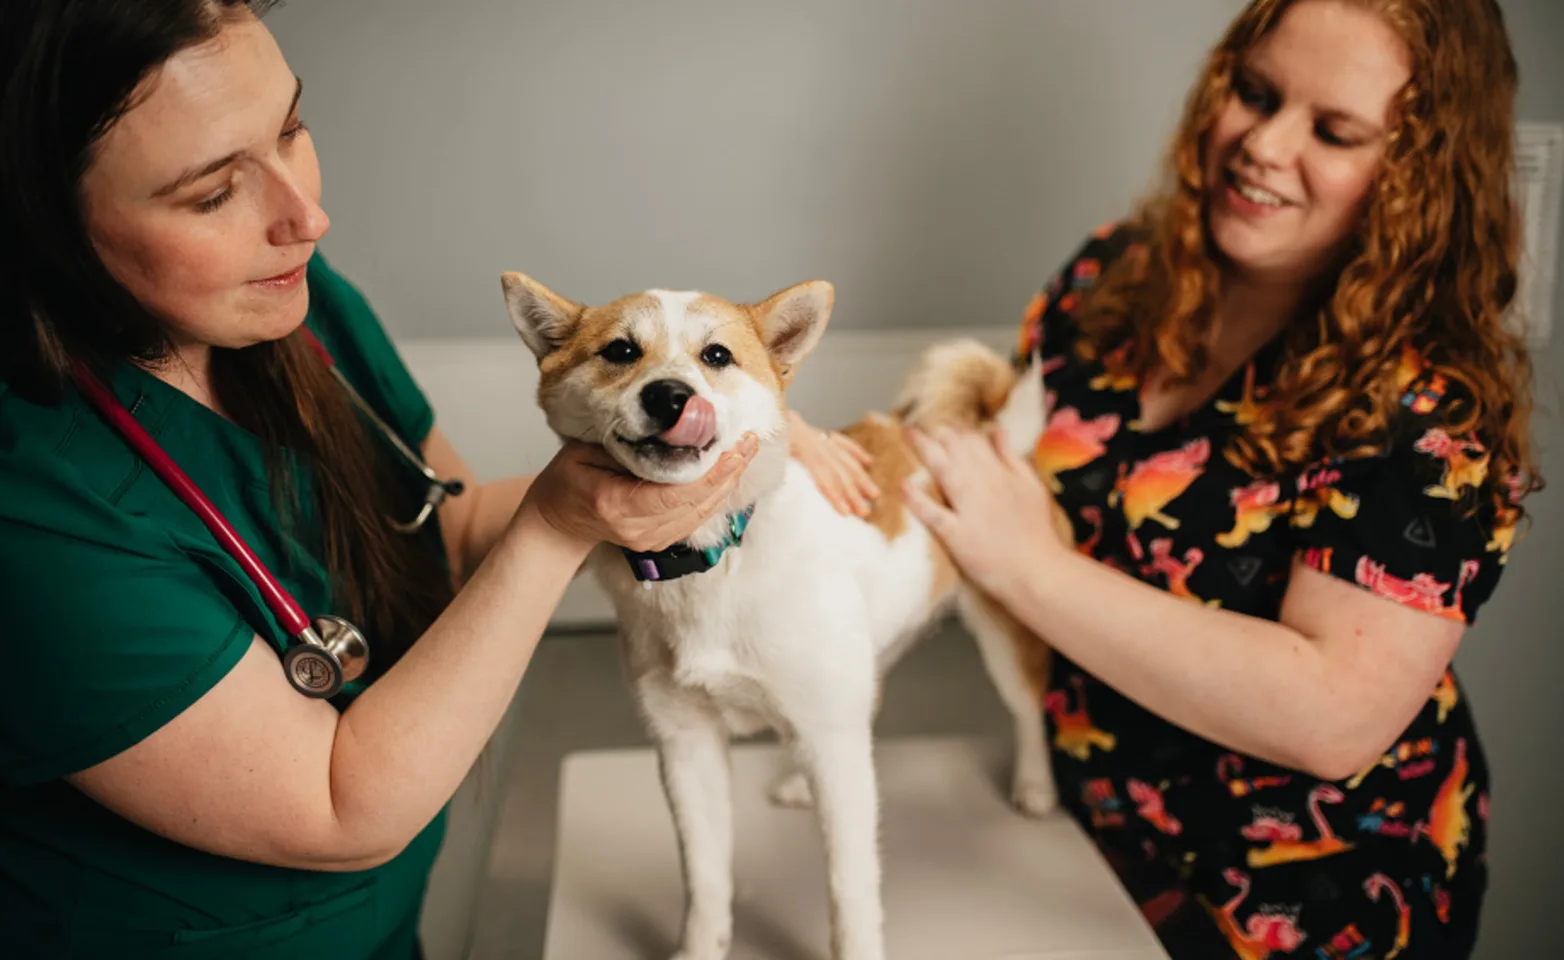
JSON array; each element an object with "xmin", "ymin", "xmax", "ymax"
[{"xmin": 501, "ymin": 273, "xmax": 1059, "ymax": 960}]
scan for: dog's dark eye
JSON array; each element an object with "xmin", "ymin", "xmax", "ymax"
[
  {"xmin": 599, "ymin": 338, "xmax": 642, "ymax": 364},
  {"xmin": 700, "ymin": 344, "xmax": 733, "ymax": 368}
]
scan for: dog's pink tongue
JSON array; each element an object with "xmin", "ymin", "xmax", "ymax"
[{"xmin": 660, "ymin": 395, "xmax": 717, "ymax": 448}]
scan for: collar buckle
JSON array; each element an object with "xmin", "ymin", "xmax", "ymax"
[{"xmin": 622, "ymin": 503, "xmax": 756, "ymax": 583}]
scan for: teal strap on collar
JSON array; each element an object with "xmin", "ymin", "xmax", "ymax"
[{"xmin": 622, "ymin": 504, "xmax": 756, "ymax": 582}]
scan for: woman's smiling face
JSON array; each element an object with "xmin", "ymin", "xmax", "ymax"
[
  {"xmin": 79, "ymin": 11, "xmax": 330, "ymax": 352},
  {"xmin": 1203, "ymin": 0, "xmax": 1411, "ymax": 286}
]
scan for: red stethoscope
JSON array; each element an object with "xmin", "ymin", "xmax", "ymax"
[{"xmin": 68, "ymin": 329, "xmax": 465, "ymax": 699}]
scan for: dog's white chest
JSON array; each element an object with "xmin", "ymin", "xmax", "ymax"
[{"xmin": 667, "ymin": 631, "xmax": 781, "ymax": 736}]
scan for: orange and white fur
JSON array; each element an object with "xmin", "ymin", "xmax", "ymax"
[{"xmin": 502, "ymin": 273, "xmax": 1058, "ymax": 960}]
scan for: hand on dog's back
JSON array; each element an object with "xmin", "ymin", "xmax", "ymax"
[{"xmin": 525, "ymin": 434, "xmax": 760, "ymax": 552}]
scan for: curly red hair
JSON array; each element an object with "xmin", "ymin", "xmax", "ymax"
[{"xmin": 1080, "ymin": 0, "xmax": 1541, "ymax": 529}]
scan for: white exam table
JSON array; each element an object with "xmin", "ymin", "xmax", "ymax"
[{"xmin": 542, "ymin": 736, "xmax": 1173, "ymax": 960}]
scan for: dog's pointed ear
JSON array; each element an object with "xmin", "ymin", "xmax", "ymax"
[
  {"xmin": 751, "ymin": 280, "xmax": 833, "ymax": 377},
  {"xmin": 501, "ymin": 272, "xmax": 584, "ymax": 358}
]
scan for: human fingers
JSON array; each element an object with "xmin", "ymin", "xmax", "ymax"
[
  {"xmin": 828, "ymin": 454, "xmax": 872, "ymax": 516},
  {"xmin": 829, "ymin": 436, "xmax": 881, "ymax": 503},
  {"xmin": 830, "ymin": 430, "xmax": 875, "ymax": 468},
  {"xmin": 901, "ymin": 475, "xmax": 960, "ymax": 547},
  {"xmin": 906, "ymin": 426, "xmax": 949, "ymax": 477},
  {"xmin": 818, "ymin": 459, "xmax": 859, "ymax": 516},
  {"xmin": 626, "ymin": 435, "xmax": 757, "ymax": 550}
]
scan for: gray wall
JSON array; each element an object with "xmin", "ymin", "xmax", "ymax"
[{"xmin": 266, "ymin": 2, "xmax": 1563, "ymax": 957}]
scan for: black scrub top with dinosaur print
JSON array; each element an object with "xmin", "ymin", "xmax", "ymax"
[{"xmin": 1014, "ymin": 221, "xmax": 1515, "ymax": 960}]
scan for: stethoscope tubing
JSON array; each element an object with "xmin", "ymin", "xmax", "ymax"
[{"xmin": 68, "ymin": 357, "xmax": 313, "ymax": 640}]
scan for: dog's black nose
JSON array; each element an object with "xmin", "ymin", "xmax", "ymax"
[{"xmin": 640, "ymin": 379, "xmax": 695, "ymax": 432}]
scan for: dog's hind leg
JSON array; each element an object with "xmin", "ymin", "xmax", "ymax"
[
  {"xmin": 957, "ymin": 587, "xmax": 1059, "ymax": 817},
  {"xmin": 768, "ymin": 759, "xmax": 815, "ymax": 809},
  {"xmin": 639, "ymin": 678, "xmax": 736, "ymax": 960}
]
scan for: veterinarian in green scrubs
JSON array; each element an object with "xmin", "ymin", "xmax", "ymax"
[{"xmin": 0, "ymin": 2, "xmax": 763, "ymax": 956}]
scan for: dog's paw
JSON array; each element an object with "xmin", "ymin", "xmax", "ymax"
[
  {"xmin": 1012, "ymin": 775, "xmax": 1059, "ymax": 818},
  {"xmin": 767, "ymin": 771, "xmax": 815, "ymax": 809}
]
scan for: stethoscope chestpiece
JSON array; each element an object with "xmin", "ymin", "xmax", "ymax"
[{"xmin": 284, "ymin": 616, "xmax": 371, "ymax": 698}]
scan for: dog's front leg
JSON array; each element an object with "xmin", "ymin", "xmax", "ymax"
[
  {"xmin": 641, "ymin": 680, "xmax": 735, "ymax": 960},
  {"xmin": 795, "ymin": 726, "xmax": 885, "ymax": 960}
]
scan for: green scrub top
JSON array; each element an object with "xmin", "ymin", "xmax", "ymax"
[{"xmin": 0, "ymin": 253, "xmax": 449, "ymax": 958}]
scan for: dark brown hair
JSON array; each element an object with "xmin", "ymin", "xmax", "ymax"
[
  {"xmin": 1079, "ymin": 0, "xmax": 1540, "ymax": 530},
  {"xmin": 0, "ymin": 0, "xmax": 451, "ymax": 679}
]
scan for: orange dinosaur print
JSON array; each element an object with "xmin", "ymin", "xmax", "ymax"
[
  {"xmin": 1034, "ymin": 408, "xmax": 1121, "ymax": 492},
  {"xmin": 1045, "ymin": 675, "xmax": 1117, "ymax": 761},
  {"xmin": 1214, "ymin": 361, "xmax": 1266, "ymax": 426},
  {"xmin": 1140, "ymin": 539, "xmax": 1221, "ymax": 607},
  {"xmin": 1394, "ymin": 341, "xmax": 1427, "ymax": 393},
  {"xmin": 1217, "ymin": 754, "xmax": 1293, "ymax": 798},
  {"xmin": 1291, "ymin": 487, "xmax": 1360, "ymax": 527},
  {"xmin": 1111, "ymin": 437, "xmax": 1211, "ymax": 531},
  {"xmin": 1216, "ymin": 480, "xmax": 1289, "ymax": 548},
  {"xmin": 1300, "ymin": 546, "xmax": 1334, "ymax": 575},
  {"xmin": 1414, "ymin": 428, "xmax": 1489, "ymax": 501},
  {"xmin": 1090, "ymin": 341, "xmax": 1138, "ymax": 392},
  {"xmin": 1016, "ymin": 290, "xmax": 1050, "ymax": 358},
  {"xmin": 1347, "ymin": 738, "xmax": 1439, "ymax": 789},
  {"xmin": 1364, "ymin": 873, "xmax": 1411, "ymax": 959},
  {"xmin": 1290, "ymin": 465, "xmax": 1360, "ymax": 528},
  {"xmin": 1415, "ymin": 737, "xmax": 1474, "ymax": 878},
  {"xmin": 1486, "ymin": 518, "xmax": 1516, "ymax": 563},
  {"xmin": 1247, "ymin": 784, "xmax": 1353, "ymax": 868},
  {"xmin": 1127, "ymin": 779, "xmax": 1183, "ymax": 836},
  {"xmin": 1403, "ymin": 371, "xmax": 1450, "ymax": 416},
  {"xmin": 1200, "ymin": 868, "xmax": 1308, "ymax": 960},
  {"xmin": 1432, "ymin": 671, "xmax": 1459, "ymax": 723},
  {"xmin": 1486, "ymin": 474, "xmax": 1525, "ymax": 563},
  {"xmin": 1353, "ymin": 557, "xmax": 1478, "ymax": 623},
  {"xmin": 1242, "ymin": 808, "xmax": 1303, "ymax": 844}
]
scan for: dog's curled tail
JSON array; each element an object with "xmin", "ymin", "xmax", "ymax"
[{"xmin": 892, "ymin": 339, "xmax": 1045, "ymax": 457}]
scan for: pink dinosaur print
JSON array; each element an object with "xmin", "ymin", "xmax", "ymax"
[
  {"xmin": 1364, "ymin": 873, "xmax": 1411, "ymax": 958},
  {"xmin": 1242, "ymin": 808, "xmax": 1303, "ymax": 844},
  {"xmin": 1200, "ymin": 868, "xmax": 1308, "ymax": 959},
  {"xmin": 1247, "ymin": 785, "xmax": 1353, "ymax": 868},
  {"xmin": 1414, "ymin": 428, "xmax": 1489, "ymax": 501},
  {"xmin": 1127, "ymin": 779, "xmax": 1183, "ymax": 836},
  {"xmin": 1140, "ymin": 538, "xmax": 1220, "ymax": 607},
  {"xmin": 1353, "ymin": 557, "xmax": 1478, "ymax": 623}
]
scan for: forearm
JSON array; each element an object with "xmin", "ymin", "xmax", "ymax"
[
  {"xmin": 327, "ymin": 501, "xmax": 588, "ymax": 862},
  {"xmin": 997, "ymin": 548, "xmax": 1356, "ymax": 778},
  {"xmin": 455, "ymin": 474, "xmax": 537, "ymax": 579}
]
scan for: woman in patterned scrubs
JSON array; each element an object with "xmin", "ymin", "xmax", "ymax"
[{"xmin": 892, "ymin": 1, "xmax": 1539, "ymax": 957}]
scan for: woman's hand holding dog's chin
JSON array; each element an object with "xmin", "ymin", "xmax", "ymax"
[
  {"xmin": 525, "ymin": 433, "xmax": 760, "ymax": 553},
  {"xmin": 901, "ymin": 425, "xmax": 1065, "ymax": 604}
]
